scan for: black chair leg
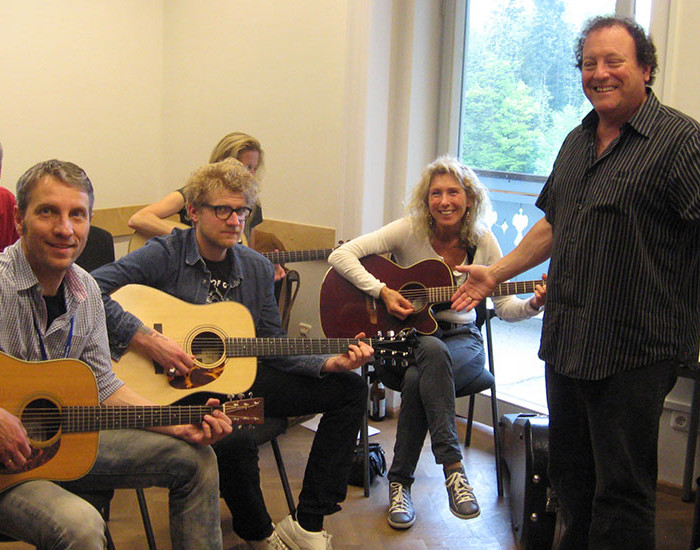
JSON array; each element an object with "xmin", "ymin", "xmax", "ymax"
[
  {"xmin": 361, "ymin": 363, "xmax": 371, "ymax": 497},
  {"xmin": 136, "ymin": 488, "xmax": 157, "ymax": 550},
  {"xmin": 485, "ymin": 307, "xmax": 504, "ymax": 497},
  {"xmin": 271, "ymin": 438, "xmax": 297, "ymax": 515},
  {"xmin": 465, "ymin": 394, "xmax": 476, "ymax": 447},
  {"xmin": 105, "ymin": 524, "xmax": 116, "ymax": 550}
]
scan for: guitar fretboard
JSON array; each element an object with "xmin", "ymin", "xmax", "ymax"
[
  {"xmin": 407, "ymin": 280, "xmax": 544, "ymax": 304},
  {"xmin": 225, "ymin": 337, "xmax": 374, "ymax": 357},
  {"xmin": 262, "ymin": 248, "xmax": 333, "ymax": 264},
  {"xmin": 58, "ymin": 405, "xmax": 218, "ymax": 433},
  {"xmin": 29, "ymin": 401, "xmax": 261, "ymax": 433}
]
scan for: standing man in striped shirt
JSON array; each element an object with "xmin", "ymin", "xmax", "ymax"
[{"xmin": 452, "ymin": 16, "xmax": 700, "ymax": 549}]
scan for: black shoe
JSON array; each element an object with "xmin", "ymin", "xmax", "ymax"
[
  {"xmin": 444, "ymin": 469, "xmax": 480, "ymax": 519},
  {"xmin": 387, "ymin": 481, "xmax": 415, "ymax": 529}
]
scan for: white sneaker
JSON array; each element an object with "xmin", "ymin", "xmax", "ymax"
[
  {"xmin": 275, "ymin": 514, "xmax": 333, "ymax": 550},
  {"xmin": 247, "ymin": 528, "xmax": 290, "ymax": 550}
]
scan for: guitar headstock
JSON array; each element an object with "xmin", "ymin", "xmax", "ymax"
[
  {"xmin": 222, "ymin": 397, "xmax": 265, "ymax": 425},
  {"xmin": 372, "ymin": 328, "xmax": 417, "ymax": 368}
]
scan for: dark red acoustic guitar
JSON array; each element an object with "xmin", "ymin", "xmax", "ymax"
[{"xmin": 320, "ymin": 254, "xmax": 544, "ymax": 337}]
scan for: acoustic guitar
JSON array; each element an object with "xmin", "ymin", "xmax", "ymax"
[
  {"xmin": 0, "ymin": 352, "xmax": 263, "ymax": 494},
  {"xmin": 110, "ymin": 285, "xmax": 415, "ymax": 405},
  {"xmin": 320, "ymin": 254, "xmax": 544, "ymax": 337}
]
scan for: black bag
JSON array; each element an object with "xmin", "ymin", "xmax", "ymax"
[{"xmin": 348, "ymin": 442, "xmax": 386, "ymax": 487}]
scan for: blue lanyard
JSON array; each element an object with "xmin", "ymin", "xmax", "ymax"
[{"xmin": 33, "ymin": 315, "xmax": 74, "ymax": 361}]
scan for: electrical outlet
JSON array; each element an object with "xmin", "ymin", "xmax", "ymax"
[
  {"xmin": 299, "ymin": 322, "xmax": 312, "ymax": 338},
  {"xmin": 671, "ymin": 411, "xmax": 690, "ymax": 432}
]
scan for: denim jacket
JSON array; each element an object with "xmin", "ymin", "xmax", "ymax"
[{"xmin": 92, "ymin": 227, "xmax": 327, "ymax": 377}]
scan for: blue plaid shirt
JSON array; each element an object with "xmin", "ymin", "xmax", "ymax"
[{"xmin": 0, "ymin": 240, "xmax": 121, "ymax": 402}]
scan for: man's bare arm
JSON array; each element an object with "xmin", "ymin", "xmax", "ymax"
[{"xmin": 452, "ymin": 217, "xmax": 553, "ymax": 312}]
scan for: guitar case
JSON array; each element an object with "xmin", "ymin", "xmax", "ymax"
[{"xmin": 500, "ymin": 413, "xmax": 557, "ymax": 550}]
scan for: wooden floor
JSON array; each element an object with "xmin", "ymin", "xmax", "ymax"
[{"xmin": 3, "ymin": 416, "xmax": 695, "ymax": 549}]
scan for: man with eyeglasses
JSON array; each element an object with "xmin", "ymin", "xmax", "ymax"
[{"xmin": 92, "ymin": 157, "xmax": 373, "ymax": 550}]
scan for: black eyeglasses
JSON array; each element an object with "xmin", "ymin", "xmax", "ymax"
[{"xmin": 201, "ymin": 203, "xmax": 252, "ymax": 221}]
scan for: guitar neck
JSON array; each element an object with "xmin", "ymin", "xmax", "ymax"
[
  {"xmin": 225, "ymin": 337, "xmax": 372, "ymax": 357},
  {"xmin": 262, "ymin": 248, "xmax": 333, "ymax": 264},
  {"xmin": 60, "ymin": 402, "xmax": 259, "ymax": 433},
  {"xmin": 416, "ymin": 280, "xmax": 545, "ymax": 304},
  {"xmin": 492, "ymin": 280, "xmax": 543, "ymax": 297},
  {"xmin": 60, "ymin": 404, "xmax": 217, "ymax": 433}
]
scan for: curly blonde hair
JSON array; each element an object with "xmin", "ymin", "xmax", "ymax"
[
  {"xmin": 182, "ymin": 158, "xmax": 259, "ymax": 213},
  {"xmin": 406, "ymin": 156, "xmax": 490, "ymax": 247}
]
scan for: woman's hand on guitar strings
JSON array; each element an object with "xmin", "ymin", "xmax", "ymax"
[{"xmin": 379, "ymin": 286, "xmax": 414, "ymax": 320}]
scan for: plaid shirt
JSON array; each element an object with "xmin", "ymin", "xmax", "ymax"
[
  {"xmin": 0, "ymin": 240, "xmax": 121, "ymax": 402},
  {"xmin": 537, "ymin": 90, "xmax": 700, "ymax": 380}
]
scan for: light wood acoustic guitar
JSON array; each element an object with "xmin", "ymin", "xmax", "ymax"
[
  {"xmin": 129, "ymin": 226, "xmax": 336, "ymax": 264},
  {"xmin": 0, "ymin": 352, "xmax": 263, "ymax": 494},
  {"xmin": 110, "ymin": 285, "xmax": 416, "ymax": 405},
  {"xmin": 320, "ymin": 254, "xmax": 544, "ymax": 337}
]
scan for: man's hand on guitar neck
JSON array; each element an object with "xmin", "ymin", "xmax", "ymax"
[
  {"xmin": 0, "ymin": 408, "xmax": 32, "ymax": 471},
  {"xmin": 451, "ymin": 264, "xmax": 498, "ymax": 312},
  {"xmin": 380, "ymin": 286, "xmax": 414, "ymax": 320},
  {"xmin": 165, "ymin": 397, "xmax": 233, "ymax": 446},
  {"xmin": 130, "ymin": 325, "xmax": 195, "ymax": 377},
  {"xmin": 321, "ymin": 332, "xmax": 375, "ymax": 373},
  {"xmin": 104, "ymin": 388, "xmax": 233, "ymax": 446}
]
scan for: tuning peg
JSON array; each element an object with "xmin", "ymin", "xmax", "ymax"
[
  {"xmin": 387, "ymin": 330, "xmax": 395, "ymax": 338},
  {"xmin": 376, "ymin": 331, "xmax": 383, "ymax": 338}
]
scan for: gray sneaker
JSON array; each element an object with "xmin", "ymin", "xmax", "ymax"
[
  {"xmin": 387, "ymin": 481, "xmax": 415, "ymax": 529},
  {"xmin": 444, "ymin": 469, "xmax": 480, "ymax": 519}
]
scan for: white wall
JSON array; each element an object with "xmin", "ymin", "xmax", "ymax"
[{"xmin": 0, "ymin": 0, "xmax": 164, "ymax": 209}]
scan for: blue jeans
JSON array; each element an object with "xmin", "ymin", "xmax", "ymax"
[
  {"xmin": 215, "ymin": 365, "xmax": 367, "ymax": 540},
  {"xmin": 381, "ymin": 324, "xmax": 489, "ymax": 486},
  {"xmin": 0, "ymin": 430, "xmax": 222, "ymax": 549},
  {"xmin": 546, "ymin": 361, "xmax": 677, "ymax": 550}
]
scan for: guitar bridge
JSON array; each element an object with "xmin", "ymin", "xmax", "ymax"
[{"xmin": 366, "ymin": 296, "xmax": 378, "ymax": 324}]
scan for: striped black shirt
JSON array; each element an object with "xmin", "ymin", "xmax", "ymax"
[{"xmin": 536, "ymin": 90, "xmax": 700, "ymax": 380}]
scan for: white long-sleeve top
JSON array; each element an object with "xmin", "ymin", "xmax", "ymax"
[{"xmin": 328, "ymin": 217, "xmax": 540, "ymax": 325}]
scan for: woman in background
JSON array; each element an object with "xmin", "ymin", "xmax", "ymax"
[
  {"xmin": 128, "ymin": 131, "xmax": 264, "ymax": 243},
  {"xmin": 329, "ymin": 156, "xmax": 546, "ymax": 529}
]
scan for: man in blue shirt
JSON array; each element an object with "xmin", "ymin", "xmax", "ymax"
[{"xmin": 93, "ymin": 157, "xmax": 374, "ymax": 550}]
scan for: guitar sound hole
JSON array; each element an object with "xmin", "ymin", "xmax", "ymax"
[
  {"xmin": 403, "ymin": 283, "xmax": 427, "ymax": 312},
  {"xmin": 191, "ymin": 331, "xmax": 225, "ymax": 367},
  {"xmin": 21, "ymin": 398, "xmax": 60, "ymax": 443}
]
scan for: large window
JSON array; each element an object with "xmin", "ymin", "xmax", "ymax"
[{"xmin": 453, "ymin": 0, "xmax": 652, "ymax": 412}]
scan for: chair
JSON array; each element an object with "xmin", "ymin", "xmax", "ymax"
[
  {"xmin": 251, "ymin": 417, "xmax": 297, "ymax": 515},
  {"xmin": 76, "ymin": 225, "xmax": 115, "ymax": 272},
  {"xmin": 277, "ymin": 270, "xmax": 301, "ymax": 333},
  {"xmin": 464, "ymin": 305, "xmax": 504, "ymax": 497},
  {"xmin": 246, "ymin": 267, "xmax": 301, "ymax": 516},
  {"xmin": 359, "ymin": 303, "xmax": 504, "ymax": 498}
]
